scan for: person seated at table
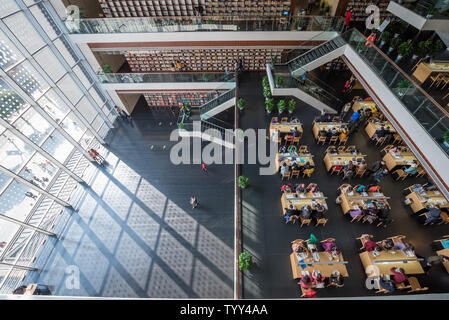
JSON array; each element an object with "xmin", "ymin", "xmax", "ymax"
[
  {"xmin": 347, "ymin": 146, "xmax": 358, "ymax": 154},
  {"xmin": 411, "ymin": 184, "xmax": 425, "ymax": 194},
  {"xmin": 312, "ymin": 202, "xmax": 326, "ymax": 215},
  {"xmin": 291, "ymin": 162, "xmax": 300, "ymax": 172},
  {"xmin": 311, "ymin": 271, "xmax": 326, "ymax": 288},
  {"xmin": 384, "ymin": 128, "xmax": 394, "ymax": 144},
  {"xmin": 424, "ymin": 183, "xmax": 437, "ymax": 191},
  {"xmin": 271, "ymin": 117, "xmax": 280, "ymax": 124},
  {"xmin": 363, "ymin": 205, "xmax": 379, "ymax": 224},
  {"xmin": 280, "ymin": 162, "xmax": 290, "ymax": 176},
  {"xmin": 318, "ymin": 128, "xmax": 327, "ymax": 139},
  {"xmin": 422, "ymin": 204, "xmax": 443, "ymax": 224},
  {"xmin": 360, "ymin": 234, "xmax": 378, "ymax": 252},
  {"xmin": 326, "ymin": 128, "xmax": 333, "ymax": 140},
  {"xmin": 367, "ymin": 184, "xmax": 381, "ymax": 193},
  {"xmin": 330, "ymin": 128, "xmax": 339, "ymax": 137},
  {"xmin": 291, "ymin": 117, "xmax": 300, "ymax": 124},
  {"xmin": 379, "ymin": 239, "xmax": 394, "ymax": 251},
  {"xmin": 371, "ymin": 126, "xmax": 386, "ymax": 141},
  {"xmin": 344, "ymin": 161, "xmax": 354, "ymax": 172},
  {"xmin": 306, "ymin": 183, "xmax": 318, "ymax": 193},
  {"xmin": 321, "ymin": 240, "xmax": 341, "ymax": 259},
  {"xmin": 329, "ymin": 270, "xmax": 344, "ymax": 286},
  {"xmin": 393, "ymin": 240, "xmax": 415, "ymax": 256},
  {"xmin": 292, "ymin": 241, "xmax": 308, "ymax": 256},
  {"xmin": 296, "ymin": 246, "xmax": 309, "ymax": 260},
  {"xmin": 300, "ymin": 205, "xmax": 313, "ymax": 219},
  {"xmin": 299, "ymin": 274, "xmax": 313, "ymax": 289},
  {"xmin": 378, "ymin": 275, "xmax": 396, "ymax": 293},
  {"xmin": 303, "ymin": 161, "xmax": 314, "ymax": 171},
  {"xmin": 390, "ymin": 267, "xmax": 408, "ymax": 284},
  {"xmin": 389, "ymin": 146, "xmax": 402, "ymax": 156},
  {"xmin": 281, "ymin": 183, "xmax": 293, "ymax": 193},
  {"xmin": 284, "ymin": 134, "xmax": 294, "ymax": 144},
  {"xmin": 355, "ymin": 185, "xmax": 367, "ymax": 193},
  {"xmin": 357, "ymin": 160, "xmax": 367, "ymax": 173},
  {"xmin": 291, "ymin": 127, "xmax": 301, "ymax": 138},
  {"xmin": 285, "ymin": 204, "xmax": 295, "ymax": 217},
  {"xmin": 339, "ymin": 128, "xmax": 348, "ymax": 141},
  {"xmin": 377, "ymin": 207, "xmax": 392, "ymax": 227},
  {"xmin": 295, "ymin": 183, "xmax": 306, "ymax": 193},
  {"xmin": 316, "ymin": 110, "xmax": 327, "ymax": 122},
  {"xmin": 404, "ymin": 160, "xmax": 419, "ymax": 175},
  {"xmin": 279, "ymin": 144, "xmax": 288, "ymax": 153}
]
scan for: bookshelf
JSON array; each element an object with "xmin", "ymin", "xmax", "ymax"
[
  {"xmin": 125, "ymin": 48, "xmax": 286, "ymax": 72},
  {"xmin": 346, "ymin": 0, "xmax": 392, "ymax": 22},
  {"xmin": 98, "ymin": 0, "xmax": 292, "ymax": 18},
  {"xmin": 144, "ymin": 91, "xmax": 212, "ymax": 107}
]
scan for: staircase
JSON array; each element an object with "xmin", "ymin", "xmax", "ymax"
[{"xmin": 200, "ymin": 88, "xmax": 236, "ymax": 120}]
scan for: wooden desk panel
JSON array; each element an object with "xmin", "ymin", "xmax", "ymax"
[
  {"xmin": 437, "ymin": 249, "xmax": 449, "ymax": 273},
  {"xmin": 340, "ymin": 192, "xmax": 390, "ymax": 215},
  {"xmin": 290, "ymin": 252, "xmax": 349, "ymax": 279},
  {"xmin": 270, "ymin": 122, "xmax": 303, "ymax": 137},
  {"xmin": 413, "ymin": 62, "xmax": 449, "ymax": 83},
  {"xmin": 365, "ymin": 121, "xmax": 396, "ymax": 139},
  {"xmin": 312, "ymin": 122, "xmax": 348, "ymax": 140}
]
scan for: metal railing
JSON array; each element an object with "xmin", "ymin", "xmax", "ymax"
[
  {"xmin": 391, "ymin": 0, "xmax": 449, "ymax": 19},
  {"xmin": 341, "ymin": 28, "xmax": 449, "ymax": 157},
  {"xmin": 200, "ymin": 88, "xmax": 236, "ymax": 119},
  {"xmin": 64, "ymin": 15, "xmax": 344, "ymax": 34},
  {"xmin": 98, "ymin": 72, "xmax": 235, "ymax": 84}
]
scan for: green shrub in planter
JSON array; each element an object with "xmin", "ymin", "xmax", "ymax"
[
  {"xmin": 277, "ymin": 99, "xmax": 287, "ymax": 114},
  {"xmin": 101, "ymin": 64, "xmax": 112, "ymax": 73},
  {"xmin": 390, "ymin": 37, "xmax": 402, "ymax": 50},
  {"xmin": 265, "ymin": 98, "xmax": 274, "ymax": 114},
  {"xmin": 380, "ymin": 31, "xmax": 391, "ymax": 44},
  {"xmin": 287, "ymin": 99, "xmax": 296, "ymax": 113},
  {"xmin": 262, "ymin": 76, "xmax": 269, "ymax": 88},
  {"xmin": 444, "ymin": 130, "xmax": 449, "ymax": 144},
  {"xmin": 237, "ymin": 98, "xmax": 246, "ymax": 110},
  {"xmin": 275, "ymin": 76, "xmax": 284, "ymax": 88},
  {"xmin": 396, "ymin": 79, "xmax": 411, "ymax": 95},
  {"xmin": 238, "ymin": 175, "xmax": 249, "ymax": 189},
  {"xmin": 263, "ymin": 86, "xmax": 272, "ymax": 99},
  {"xmin": 429, "ymin": 39, "xmax": 444, "ymax": 57},
  {"xmin": 239, "ymin": 252, "xmax": 253, "ymax": 271},
  {"xmin": 178, "ymin": 123, "xmax": 186, "ymax": 130},
  {"xmin": 271, "ymin": 56, "xmax": 277, "ymax": 65}
]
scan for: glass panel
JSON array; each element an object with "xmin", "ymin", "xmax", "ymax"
[
  {"xmin": 80, "ymin": 130, "xmax": 94, "ymax": 149},
  {"xmin": 53, "ymin": 38, "xmax": 76, "ymax": 67},
  {"xmin": 75, "ymin": 96, "xmax": 97, "ymax": 123},
  {"xmin": 37, "ymin": 89, "xmax": 70, "ymax": 123},
  {"xmin": 0, "ymin": 0, "xmax": 20, "ymax": 19},
  {"xmin": 18, "ymin": 153, "xmax": 59, "ymax": 190},
  {"xmin": 41, "ymin": 130, "xmax": 74, "ymax": 163},
  {"xmin": 7, "ymin": 61, "xmax": 49, "ymax": 100},
  {"xmin": 12, "ymin": 108, "xmax": 53, "ymax": 145},
  {"xmin": 0, "ymin": 220, "xmax": 21, "ymax": 259},
  {"xmin": 0, "ymin": 29, "xmax": 24, "ymax": 70},
  {"xmin": 0, "ymin": 172, "xmax": 12, "ymax": 192},
  {"xmin": 0, "ymin": 131, "xmax": 34, "ymax": 173},
  {"xmin": 29, "ymin": 4, "xmax": 60, "ymax": 40},
  {"xmin": 73, "ymin": 65, "xmax": 92, "ymax": 89},
  {"xmin": 61, "ymin": 112, "xmax": 87, "ymax": 141},
  {"xmin": 0, "ymin": 79, "xmax": 30, "ymax": 123},
  {"xmin": 3, "ymin": 12, "xmax": 45, "ymax": 54},
  {"xmin": 56, "ymin": 74, "xmax": 83, "ymax": 104},
  {"xmin": 0, "ymin": 180, "xmax": 41, "ymax": 222},
  {"xmin": 33, "ymin": 47, "xmax": 66, "ymax": 82}
]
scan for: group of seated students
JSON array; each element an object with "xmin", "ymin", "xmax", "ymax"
[
  {"xmin": 420, "ymin": 203, "xmax": 447, "ymax": 224},
  {"xmin": 317, "ymin": 126, "xmax": 349, "ymax": 143},
  {"xmin": 284, "ymin": 200, "xmax": 326, "ymax": 224},
  {"xmin": 370, "ymin": 123, "xmax": 395, "ymax": 144},
  {"xmin": 360, "ymin": 235, "xmax": 415, "ymax": 256},
  {"xmin": 271, "ymin": 117, "xmax": 301, "ymax": 143},
  {"xmin": 385, "ymin": 146, "xmax": 421, "ymax": 176},
  {"xmin": 282, "ymin": 183, "xmax": 319, "ymax": 194},
  {"xmin": 279, "ymin": 160, "xmax": 314, "ymax": 176}
]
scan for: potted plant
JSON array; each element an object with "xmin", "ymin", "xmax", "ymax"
[
  {"xmin": 396, "ymin": 39, "xmax": 412, "ymax": 62},
  {"xmin": 287, "ymin": 99, "xmax": 296, "ymax": 114},
  {"xmin": 263, "ymin": 86, "xmax": 272, "ymax": 100},
  {"xmin": 426, "ymin": 3, "xmax": 436, "ymax": 18},
  {"xmin": 178, "ymin": 122, "xmax": 186, "ymax": 130},
  {"xmin": 239, "ymin": 252, "xmax": 253, "ymax": 271},
  {"xmin": 296, "ymin": 19, "xmax": 305, "ymax": 31},
  {"xmin": 237, "ymin": 98, "xmax": 246, "ymax": 111},
  {"xmin": 389, "ymin": 37, "xmax": 402, "ymax": 53},
  {"xmin": 429, "ymin": 39, "xmax": 444, "ymax": 58},
  {"xmin": 271, "ymin": 56, "xmax": 277, "ymax": 65},
  {"xmin": 414, "ymin": 40, "xmax": 431, "ymax": 59},
  {"xmin": 265, "ymin": 98, "xmax": 274, "ymax": 114},
  {"xmin": 202, "ymin": 73, "xmax": 210, "ymax": 82},
  {"xmin": 393, "ymin": 21, "xmax": 408, "ymax": 38},
  {"xmin": 396, "ymin": 79, "xmax": 411, "ymax": 96},
  {"xmin": 444, "ymin": 130, "xmax": 449, "ymax": 148},
  {"xmin": 262, "ymin": 76, "xmax": 269, "ymax": 88},
  {"xmin": 380, "ymin": 31, "xmax": 391, "ymax": 48},
  {"xmin": 101, "ymin": 64, "xmax": 112, "ymax": 73},
  {"xmin": 277, "ymin": 99, "xmax": 287, "ymax": 114},
  {"xmin": 275, "ymin": 76, "xmax": 284, "ymax": 88},
  {"xmin": 319, "ymin": 1, "xmax": 326, "ymax": 14},
  {"xmin": 325, "ymin": 4, "xmax": 331, "ymax": 16},
  {"xmin": 238, "ymin": 175, "xmax": 249, "ymax": 189}
]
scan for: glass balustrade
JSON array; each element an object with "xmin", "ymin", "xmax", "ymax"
[
  {"xmin": 98, "ymin": 72, "xmax": 235, "ymax": 84},
  {"xmin": 391, "ymin": 0, "xmax": 449, "ymax": 19},
  {"xmin": 341, "ymin": 29, "xmax": 449, "ymax": 156},
  {"xmin": 64, "ymin": 16, "xmax": 344, "ymax": 34}
]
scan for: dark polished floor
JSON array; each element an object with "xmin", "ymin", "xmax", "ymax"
[
  {"xmin": 239, "ymin": 71, "xmax": 449, "ymax": 298},
  {"xmin": 27, "ymin": 98, "xmax": 234, "ymax": 298}
]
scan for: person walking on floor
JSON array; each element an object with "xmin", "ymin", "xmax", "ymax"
[
  {"xmin": 202, "ymin": 162, "xmax": 208, "ymax": 174},
  {"xmin": 190, "ymin": 196, "xmax": 199, "ymax": 209},
  {"xmin": 340, "ymin": 101, "xmax": 352, "ymax": 120},
  {"xmin": 301, "ymin": 72, "xmax": 307, "ymax": 86},
  {"xmin": 343, "ymin": 8, "xmax": 353, "ymax": 32},
  {"xmin": 373, "ymin": 167, "xmax": 389, "ymax": 183}
]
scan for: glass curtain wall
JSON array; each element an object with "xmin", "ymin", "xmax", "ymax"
[{"xmin": 0, "ymin": 0, "xmax": 116, "ymax": 293}]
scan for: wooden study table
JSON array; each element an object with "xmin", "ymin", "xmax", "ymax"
[
  {"xmin": 437, "ymin": 249, "xmax": 449, "ymax": 273},
  {"xmin": 270, "ymin": 121, "xmax": 303, "ymax": 137},
  {"xmin": 323, "ymin": 152, "xmax": 365, "ymax": 172},
  {"xmin": 312, "ymin": 122, "xmax": 348, "ymax": 140},
  {"xmin": 276, "ymin": 153, "xmax": 314, "ymax": 172},
  {"xmin": 412, "ymin": 62, "xmax": 449, "ymax": 84},
  {"xmin": 281, "ymin": 192, "xmax": 328, "ymax": 212},
  {"xmin": 353, "ymin": 100, "xmax": 377, "ymax": 113},
  {"xmin": 290, "ymin": 252, "xmax": 349, "ymax": 279},
  {"xmin": 339, "ymin": 191, "xmax": 390, "ymax": 215},
  {"xmin": 360, "ymin": 250, "xmax": 424, "ymax": 276},
  {"xmin": 382, "ymin": 151, "xmax": 418, "ymax": 171},
  {"xmin": 405, "ymin": 191, "xmax": 449, "ymax": 213},
  {"xmin": 365, "ymin": 121, "xmax": 396, "ymax": 139}
]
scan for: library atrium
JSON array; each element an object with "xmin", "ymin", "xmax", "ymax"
[{"xmin": 0, "ymin": 0, "xmax": 449, "ymax": 299}]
